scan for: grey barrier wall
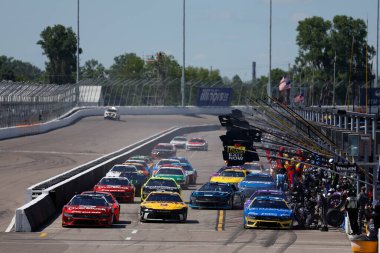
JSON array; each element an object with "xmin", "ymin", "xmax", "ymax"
[
  {"xmin": 0, "ymin": 106, "xmax": 242, "ymax": 140},
  {"xmin": 15, "ymin": 124, "xmax": 221, "ymax": 232}
]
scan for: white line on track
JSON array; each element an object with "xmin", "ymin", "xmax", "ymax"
[
  {"xmin": 125, "ymin": 237, "xmax": 131, "ymax": 240},
  {"xmin": 131, "ymin": 230, "xmax": 138, "ymax": 234},
  {"xmin": 5, "ymin": 215, "xmax": 15, "ymax": 232},
  {"xmin": 0, "ymin": 149, "xmax": 105, "ymax": 156}
]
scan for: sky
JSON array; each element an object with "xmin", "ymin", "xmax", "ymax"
[{"xmin": 0, "ymin": 0, "xmax": 378, "ymax": 81}]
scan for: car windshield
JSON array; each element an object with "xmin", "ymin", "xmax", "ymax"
[
  {"xmin": 189, "ymin": 138, "xmax": 205, "ymax": 143},
  {"xmin": 111, "ymin": 165, "xmax": 137, "ymax": 172},
  {"xmin": 220, "ymin": 170, "xmax": 245, "ymax": 177},
  {"xmin": 244, "ymin": 174, "xmax": 273, "ymax": 182},
  {"xmin": 242, "ymin": 163, "xmax": 262, "ymax": 171},
  {"xmin": 125, "ymin": 163, "xmax": 145, "ymax": 171},
  {"xmin": 99, "ymin": 177, "xmax": 130, "ymax": 186},
  {"xmin": 157, "ymin": 168, "xmax": 183, "ymax": 175},
  {"xmin": 70, "ymin": 195, "xmax": 108, "ymax": 206},
  {"xmin": 154, "ymin": 144, "xmax": 174, "ymax": 151},
  {"xmin": 250, "ymin": 199, "xmax": 288, "ymax": 209},
  {"xmin": 178, "ymin": 164, "xmax": 193, "ymax": 171},
  {"xmin": 146, "ymin": 179, "xmax": 177, "ymax": 187},
  {"xmin": 157, "ymin": 159, "xmax": 180, "ymax": 166},
  {"xmin": 173, "ymin": 137, "xmax": 187, "ymax": 141},
  {"xmin": 253, "ymin": 192, "xmax": 285, "ymax": 200},
  {"xmin": 82, "ymin": 193, "xmax": 114, "ymax": 203},
  {"xmin": 199, "ymin": 183, "xmax": 232, "ymax": 192},
  {"xmin": 107, "ymin": 109, "xmax": 117, "ymax": 112},
  {"xmin": 146, "ymin": 193, "xmax": 182, "ymax": 202},
  {"xmin": 126, "ymin": 160, "xmax": 147, "ymax": 167}
]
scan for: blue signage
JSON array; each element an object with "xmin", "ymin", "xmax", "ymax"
[
  {"xmin": 360, "ymin": 88, "xmax": 380, "ymax": 106},
  {"xmin": 197, "ymin": 87, "xmax": 232, "ymax": 106}
]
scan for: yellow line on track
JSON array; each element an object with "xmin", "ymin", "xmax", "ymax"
[
  {"xmin": 217, "ymin": 210, "xmax": 224, "ymax": 231},
  {"xmin": 39, "ymin": 232, "xmax": 47, "ymax": 238}
]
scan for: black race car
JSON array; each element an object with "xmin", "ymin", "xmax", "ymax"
[
  {"xmin": 189, "ymin": 182, "xmax": 245, "ymax": 209},
  {"xmin": 119, "ymin": 172, "xmax": 148, "ymax": 197},
  {"xmin": 151, "ymin": 143, "xmax": 177, "ymax": 159}
]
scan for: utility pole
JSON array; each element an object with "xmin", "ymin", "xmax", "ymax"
[
  {"xmin": 377, "ymin": 0, "xmax": 379, "ymax": 87},
  {"xmin": 181, "ymin": 0, "xmax": 186, "ymax": 107},
  {"xmin": 333, "ymin": 51, "xmax": 336, "ymax": 107},
  {"xmin": 267, "ymin": 0, "xmax": 272, "ymax": 103},
  {"xmin": 75, "ymin": 0, "xmax": 80, "ymax": 106}
]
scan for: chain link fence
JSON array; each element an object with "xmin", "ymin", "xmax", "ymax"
[{"xmin": 0, "ymin": 78, "xmax": 256, "ymax": 128}]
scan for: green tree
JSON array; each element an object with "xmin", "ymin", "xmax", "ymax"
[
  {"xmin": 0, "ymin": 55, "xmax": 42, "ymax": 81},
  {"xmin": 81, "ymin": 59, "xmax": 107, "ymax": 79},
  {"xmin": 37, "ymin": 24, "xmax": 80, "ymax": 84},
  {"xmin": 109, "ymin": 53, "xmax": 144, "ymax": 79},
  {"xmin": 295, "ymin": 15, "xmax": 374, "ymax": 105}
]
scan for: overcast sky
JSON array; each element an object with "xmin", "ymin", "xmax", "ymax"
[{"xmin": 0, "ymin": 0, "xmax": 378, "ymax": 81}]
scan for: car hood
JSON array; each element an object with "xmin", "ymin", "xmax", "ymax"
[
  {"xmin": 192, "ymin": 191, "xmax": 230, "ymax": 198},
  {"xmin": 245, "ymin": 207, "xmax": 292, "ymax": 217},
  {"xmin": 210, "ymin": 176, "xmax": 243, "ymax": 184},
  {"xmin": 239, "ymin": 181, "xmax": 275, "ymax": 189},
  {"xmin": 64, "ymin": 205, "xmax": 109, "ymax": 213},
  {"xmin": 141, "ymin": 202, "xmax": 187, "ymax": 210},
  {"xmin": 95, "ymin": 185, "xmax": 132, "ymax": 191}
]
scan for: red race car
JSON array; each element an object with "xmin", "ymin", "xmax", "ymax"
[
  {"xmin": 94, "ymin": 177, "xmax": 135, "ymax": 203},
  {"xmin": 62, "ymin": 194, "xmax": 114, "ymax": 227},
  {"xmin": 81, "ymin": 191, "xmax": 120, "ymax": 224}
]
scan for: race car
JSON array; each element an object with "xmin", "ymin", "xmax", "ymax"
[
  {"xmin": 210, "ymin": 165, "xmax": 246, "ymax": 177},
  {"xmin": 106, "ymin": 164, "xmax": 139, "ymax": 177},
  {"xmin": 241, "ymin": 162, "xmax": 265, "ymax": 174},
  {"xmin": 128, "ymin": 155, "xmax": 154, "ymax": 168},
  {"xmin": 238, "ymin": 172, "xmax": 275, "ymax": 199},
  {"xmin": 189, "ymin": 182, "xmax": 245, "ymax": 209},
  {"xmin": 151, "ymin": 143, "xmax": 177, "ymax": 159},
  {"xmin": 62, "ymin": 194, "xmax": 114, "ymax": 227},
  {"xmin": 170, "ymin": 136, "xmax": 188, "ymax": 149},
  {"xmin": 243, "ymin": 196, "xmax": 293, "ymax": 229},
  {"xmin": 123, "ymin": 161, "xmax": 150, "ymax": 176},
  {"xmin": 139, "ymin": 191, "xmax": 188, "ymax": 222},
  {"xmin": 153, "ymin": 166, "xmax": 189, "ymax": 189},
  {"xmin": 151, "ymin": 158, "xmax": 181, "ymax": 174},
  {"xmin": 119, "ymin": 172, "xmax": 148, "ymax": 197},
  {"xmin": 93, "ymin": 177, "xmax": 135, "ymax": 203},
  {"xmin": 81, "ymin": 191, "xmax": 120, "ymax": 224},
  {"xmin": 174, "ymin": 162, "xmax": 197, "ymax": 185},
  {"xmin": 186, "ymin": 137, "xmax": 208, "ymax": 151},
  {"xmin": 104, "ymin": 107, "xmax": 120, "ymax": 120},
  {"xmin": 244, "ymin": 189, "xmax": 288, "ymax": 209},
  {"xmin": 210, "ymin": 169, "xmax": 247, "ymax": 184},
  {"xmin": 141, "ymin": 177, "xmax": 181, "ymax": 201}
]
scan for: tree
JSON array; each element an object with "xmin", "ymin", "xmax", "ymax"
[
  {"xmin": 295, "ymin": 15, "xmax": 375, "ymax": 105},
  {"xmin": 0, "ymin": 55, "xmax": 42, "ymax": 81},
  {"xmin": 109, "ymin": 53, "xmax": 144, "ymax": 79},
  {"xmin": 81, "ymin": 59, "xmax": 107, "ymax": 79},
  {"xmin": 37, "ymin": 24, "xmax": 80, "ymax": 84}
]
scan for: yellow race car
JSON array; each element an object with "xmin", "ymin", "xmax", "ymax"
[
  {"xmin": 210, "ymin": 169, "xmax": 247, "ymax": 184},
  {"xmin": 139, "ymin": 191, "xmax": 188, "ymax": 222}
]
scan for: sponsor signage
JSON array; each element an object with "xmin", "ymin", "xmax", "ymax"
[
  {"xmin": 197, "ymin": 87, "xmax": 232, "ymax": 106},
  {"xmin": 333, "ymin": 162, "xmax": 357, "ymax": 174}
]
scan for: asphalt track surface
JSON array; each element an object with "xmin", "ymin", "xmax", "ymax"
[{"xmin": 0, "ymin": 115, "xmax": 352, "ymax": 253}]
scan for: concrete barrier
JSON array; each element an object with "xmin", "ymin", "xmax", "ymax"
[{"xmin": 15, "ymin": 124, "xmax": 221, "ymax": 231}]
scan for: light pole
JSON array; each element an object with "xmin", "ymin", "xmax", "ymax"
[
  {"xmin": 181, "ymin": 0, "xmax": 186, "ymax": 106},
  {"xmin": 377, "ymin": 0, "xmax": 379, "ymax": 87},
  {"xmin": 333, "ymin": 51, "xmax": 336, "ymax": 107},
  {"xmin": 75, "ymin": 0, "xmax": 80, "ymax": 106},
  {"xmin": 267, "ymin": 0, "xmax": 272, "ymax": 103}
]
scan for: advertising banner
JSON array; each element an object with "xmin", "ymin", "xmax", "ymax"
[{"xmin": 197, "ymin": 87, "xmax": 232, "ymax": 106}]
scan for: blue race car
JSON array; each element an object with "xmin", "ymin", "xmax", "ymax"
[
  {"xmin": 243, "ymin": 189, "xmax": 288, "ymax": 209},
  {"xmin": 238, "ymin": 173, "xmax": 275, "ymax": 199},
  {"xmin": 243, "ymin": 196, "xmax": 293, "ymax": 229},
  {"xmin": 190, "ymin": 182, "xmax": 245, "ymax": 209}
]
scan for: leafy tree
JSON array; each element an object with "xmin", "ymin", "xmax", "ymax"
[
  {"xmin": 109, "ymin": 53, "xmax": 144, "ymax": 79},
  {"xmin": 37, "ymin": 24, "xmax": 80, "ymax": 84},
  {"xmin": 81, "ymin": 59, "xmax": 107, "ymax": 79},
  {"xmin": 0, "ymin": 55, "xmax": 42, "ymax": 81},
  {"xmin": 295, "ymin": 15, "xmax": 375, "ymax": 105}
]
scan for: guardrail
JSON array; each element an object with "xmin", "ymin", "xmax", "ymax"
[{"xmin": 15, "ymin": 123, "xmax": 221, "ymax": 232}]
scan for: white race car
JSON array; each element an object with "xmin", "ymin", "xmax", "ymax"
[{"xmin": 104, "ymin": 107, "xmax": 120, "ymax": 120}]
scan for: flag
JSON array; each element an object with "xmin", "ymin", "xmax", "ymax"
[{"xmin": 279, "ymin": 76, "xmax": 291, "ymax": 91}]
